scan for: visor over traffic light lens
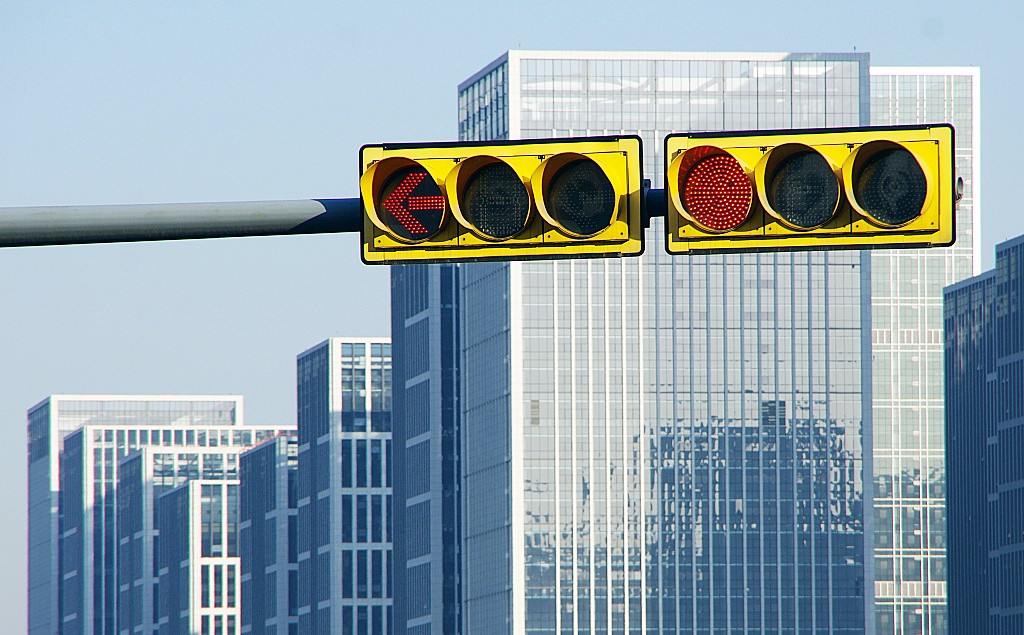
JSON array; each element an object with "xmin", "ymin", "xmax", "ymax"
[
  {"xmin": 852, "ymin": 146, "xmax": 927, "ymax": 226},
  {"xmin": 378, "ymin": 165, "xmax": 445, "ymax": 241},
  {"xmin": 767, "ymin": 150, "xmax": 840, "ymax": 229},
  {"xmin": 462, "ymin": 161, "xmax": 531, "ymax": 239},
  {"xmin": 547, "ymin": 159, "xmax": 616, "ymax": 237}
]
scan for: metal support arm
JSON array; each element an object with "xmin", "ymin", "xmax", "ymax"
[
  {"xmin": 0, "ymin": 198, "xmax": 361, "ymax": 247},
  {"xmin": 0, "ymin": 189, "xmax": 667, "ymax": 248}
]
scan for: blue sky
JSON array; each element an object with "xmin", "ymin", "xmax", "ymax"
[{"xmin": 2, "ymin": 0, "xmax": 1020, "ymax": 624}]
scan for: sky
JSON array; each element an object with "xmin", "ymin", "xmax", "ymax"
[{"xmin": 2, "ymin": 0, "xmax": 1021, "ymax": 625}]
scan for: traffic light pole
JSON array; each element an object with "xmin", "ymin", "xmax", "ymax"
[
  {"xmin": 0, "ymin": 190, "xmax": 669, "ymax": 248},
  {"xmin": 0, "ymin": 198, "xmax": 362, "ymax": 248}
]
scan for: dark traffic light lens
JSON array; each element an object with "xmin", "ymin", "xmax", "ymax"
[
  {"xmin": 854, "ymin": 147, "xmax": 927, "ymax": 226},
  {"xmin": 462, "ymin": 162, "xmax": 530, "ymax": 239},
  {"xmin": 768, "ymin": 150, "xmax": 839, "ymax": 228},
  {"xmin": 547, "ymin": 159, "xmax": 616, "ymax": 236},
  {"xmin": 681, "ymin": 153, "xmax": 752, "ymax": 231},
  {"xmin": 379, "ymin": 165, "xmax": 445, "ymax": 241}
]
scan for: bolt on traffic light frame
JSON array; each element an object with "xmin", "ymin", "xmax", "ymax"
[
  {"xmin": 359, "ymin": 136, "xmax": 644, "ymax": 264},
  {"xmin": 664, "ymin": 124, "xmax": 956, "ymax": 255}
]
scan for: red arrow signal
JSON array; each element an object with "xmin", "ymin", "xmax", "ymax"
[{"xmin": 380, "ymin": 168, "xmax": 445, "ymax": 240}]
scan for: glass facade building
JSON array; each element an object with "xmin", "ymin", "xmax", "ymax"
[
  {"xmin": 116, "ymin": 433, "xmax": 293, "ymax": 635},
  {"xmin": 156, "ymin": 479, "xmax": 242, "ymax": 635},
  {"xmin": 239, "ymin": 433, "xmax": 299, "ymax": 635},
  {"xmin": 27, "ymin": 395, "xmax": 243, "ymax": 635},
  {"xmin": 390, "ymin": 265, "xmax": 463, "ymax": 635},
  {"xmin": 60, "ymin": 416, "xmax": 285, "ymax": 635},
  {"xmin": 454, "ymin": 51, "xmax": 873, "ymax": 634},
  {"xmin": 296, "ymin": 338, "xmax": 393, "ymax": 634},
  {"xmin": 944, "ymin": 235, "xmax": 1024, "ymax": 634},
  {"xmin": 869, "ymin": 67, "xmax": 980, "ymax": 635}
]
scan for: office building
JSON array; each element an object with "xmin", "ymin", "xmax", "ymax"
[
  {"xmin": 869, "ymin": 67, "xmax": 980, "ymax": 635},
  {"xmin": 27, "ymin": 395, "xmax": 243, "ymax": 635},
  {"xmin": 239, "ymin": 433, "xmax": 299, "ymax": 635},
  {"xmin": 296, "ymin": 338, "xmax": 393, "ymax": 634},
  {"xmin": 63, "ymin": 417, "xmax": 286, "ymax": 635},
  {"xmin": 157, "ymin": 479, "xmax": 241, "ymax": 635},
  {"xmin": 398, "ymin": 50, "xmax": 874, "ymax": 634},
  {"xmin": 944, "ymin": 235, "xmax": 1024, "ymax": 634},
  {"xmin": 117, "ymin": 432, "xmax": 294, "ymax": 635},
  {"xmin": 390, "ymin": 264, "xmax": 463, "ymax": 635},
  {"xmin": 421, "ymin": 51, "xmax": 984, "ymax": 635}
]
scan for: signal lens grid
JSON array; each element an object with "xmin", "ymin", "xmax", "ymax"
[
  {"xmin": 767, "ymin": 151, "xmax": 839, "ymax": 229},
  {"xmin": 379, "ymin": 166, "xmax": 445, "ymax": 241},
  {"xmin": 854, "ymin": 147, "xmax": 927, "ymax": 226},
  {"xmin": 681, "ymin": 154, "xmax": 752, "ymax": 231},
  {"xmin": 547, "ymin": 159, "xmax": 616, "ymax": 237},
  {"xmin": 462, "ymin": 162, "xmax": 531, "ymax": 239}
]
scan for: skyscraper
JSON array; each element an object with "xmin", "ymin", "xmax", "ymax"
[
  {"xmin": 295, "ymin": 338, "xmax": 393, "ymax": 634},
  {"xmin": 393, "ymin": 50, "xmax": 875, "ymax": 634},
  {"xmin": 239, "ymin": 433, "xmax": 299, "ymax": 635},
  {"xmin": 156, "ymin": 478, "xmax": 242, "ymax": 635},
  {"xmin": 59, "ymin": 412, "xmax": 285, "ymax": 635},
  {"xmin": 117, "ymin": 436, "xmax": 293, "ymax": 635},
  {"xmin": 869, "ymin": 67, "xmax": 980, "ymax": 635},
  {"xmin": 422, "ymin": 51, "xmax": 983, "ymax": 635},
  {"xmin": 390, "ymin": 264, "xmax": 463, "ymax": 635},
  {"xmin": 27, "ymin": 395, "xmax": 243, "ymax": 635},
  {"xmin": 944, "ymin": 235, "xmax": 1024, "ymax": 634}
]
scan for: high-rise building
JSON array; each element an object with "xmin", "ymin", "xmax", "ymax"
[
  {"xmin": 27, "ymin": 395, "xmax": 243, "ymax": 635},
  {"xmin": 61, "ymin": 414, "xmax": 286, "ymax": 635},
  {"xmin": 434, "ymin": 50, "xmax": 983, "ymax": 635},
  {"xmin": 295, "ymin": 338, "xmax": 393, "ymax": 634},
  {"xmin": 390, "ymin": 265, "xmax": 463, "ymax": 635},
  {"xmin": 117, "ymin": 435, "xmax": 294, "ymax": 635},
  {"xmin": 944, "ymin": 235, "xmax": 1024, "ymax": 634},
  {"xmin": 869, "ymin": 67, "xmax": 980, "ymax": 635},
  {"xmin": 397, "ymin": 50, "xmax": 875, "ymax": 634},
  {"xmin": 239, "ymin": 433, "xmax": 299, "ymax": 635},
  {"xmin": 156, "ymin": 479, "xmax": 242, "ymax": 635}
]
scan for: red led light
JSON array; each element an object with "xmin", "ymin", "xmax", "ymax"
[
  {"xmin": 382, "ymin": 169, "xmax": 444, "ymax": 237},
  {"xmin": 680, "ymin": 153, "xmax": 752, "ymax": 231}
]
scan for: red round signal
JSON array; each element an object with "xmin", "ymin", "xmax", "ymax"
[{"xmin": 680, "ymin": 152, "xmax": 753, "ymax": 231}]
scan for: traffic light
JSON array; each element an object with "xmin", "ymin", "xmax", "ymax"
[
  {"xmin": 664, "ymin": 124, "xmax": 956, "ymax": 254},
  {"xmin": 359, "ymin": 136, "xmax": 643, "ymax": 264}
]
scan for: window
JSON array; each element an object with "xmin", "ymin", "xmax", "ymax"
[
  {"xmin": 370, "ymin": 441, "xmax": 382, "ymax": 488},
  {"xmin": 356, "ymin": 441, "xmax": 367, "ymax": 488},
  {"xmin": 214, "ymin": 564, "xmax": 223, "ymax": 607},
  {"xmin": 201, "ymin": 565, "xmax": 210, "ymax": 607},
  {"xmin": 357, "ymin": 496, "xmax": 368, "ymax": 542}
]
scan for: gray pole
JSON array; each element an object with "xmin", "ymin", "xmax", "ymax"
[
  {"xmin": 0, "ymin": 198, "xmax": 361, "ymax": 247},
  {"xmin": 0, "ymin": 189, "xmax": 667, "ymax": 248}
]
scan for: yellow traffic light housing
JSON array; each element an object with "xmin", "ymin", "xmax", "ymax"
[
  {"xmin": 664, "ymin": 124, "xmax": 956, "ymax": 254},
  {"xmin": 359, "ymin": 136, "xmax": 643, "ymax": 264}
]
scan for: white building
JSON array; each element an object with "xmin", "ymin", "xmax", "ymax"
[
  {"xmin": 117, "ymin": 434, "xmax": 294, "ymax": 635},
  {"xmin": 27, "ymin": 395, "xmax": 243, "ymax": 635},
  {"xmin": 157, "ymin": 479, "xmax": 242, "ymax": 635}
]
